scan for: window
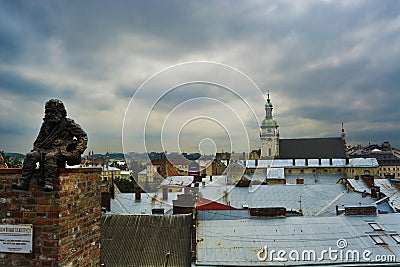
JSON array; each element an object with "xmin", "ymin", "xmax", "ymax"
[
  {"xmin": 370, "ymin": 235, "xmax": 386, "ymax": 245},
  {"xmin": 300, "ymin": 169, "xmax": 304, "ymax": 173},
  {"xmin": 391, "ymin": 234, "xmax": 400, "ymax": 244},
  {"xmin": 288, "ymin": 170, "xmax": 292, "ymax": 174},
  {"xmin": 338, "ymin": 168, "xmax": 341, "ymax": 172},
  {"xmin": 369, "ymin": 223, "xmax": 383, "ymax": 231}
]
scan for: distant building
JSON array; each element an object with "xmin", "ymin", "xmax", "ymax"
[
  {"xmin": 101, "ymin": 165, "xmax": 121, "ymax": 181},
  {"xmin": 349, "ymin": 142, "xmax": 400, "ymax": 178},
  {"xmin": 260, "ymin": 94, "xmax": 347, "ymax": 161},
  {"xmin": 260, "ymin": 93, "xmax": 279, "ymax": 159}
]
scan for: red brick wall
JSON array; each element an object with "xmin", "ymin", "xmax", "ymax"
[{"xmin": 0, "ymin": 167, "xmax": 102, "ymax": 267}]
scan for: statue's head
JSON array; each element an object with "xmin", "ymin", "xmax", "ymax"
[{"xmin": 44, "ymin": 99, "xmax": 67, "ymax": 124}]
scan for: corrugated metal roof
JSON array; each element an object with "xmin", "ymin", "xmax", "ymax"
[
  {"xmin": 101, "ymin": 214, "xmax": 192, "ymax": 267},
  {"xmin": 196, "ymin": 213, "xmax": 400, "ymax": 266}
]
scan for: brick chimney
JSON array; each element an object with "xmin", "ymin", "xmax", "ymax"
[
  {"xmin": 0, "ymin": 168, "xmax": 102, "ymax": 266},
  {"xmin": 361, "ymin": 175, "xmax": 374, "ymax": 188},
  {"xmin": 101, "ymin": 192, "xmax": 111, "ymax": 211},
  {"xmin": 344, "ymin": 204, "xmax": 377, "ymax": 216},
  {"xmin": 250, "ymin": 207, "xmax": 286, "ymax": 217}
]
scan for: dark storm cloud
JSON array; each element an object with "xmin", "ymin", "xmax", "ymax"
[{"xmin": 0, "ymin": 70, "xmax": 51, "ymax": 96}]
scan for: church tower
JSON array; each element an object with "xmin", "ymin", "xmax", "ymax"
[{"xmin": 260, "ymin": 93, "xmax": 279, "ymax": 159}]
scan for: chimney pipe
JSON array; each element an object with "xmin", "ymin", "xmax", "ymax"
[
  {"xmin": 292, "ymin": 159, "xmax": 295, "ymax": 166},
  {"xmin": 318, "ymin": 158, "xmax": 322, "ymax": 165},
  {"xmin": 210, "ymin": 175, "xmax": 212, "ymax": 182},
  {"xmin": 162, "ymin": 187, "xmax": 168, "ymax": 200},
  {"xmin": 305, "ymin": 159, "xmax": 308, "ymax": 166},
  {"xmin": 371, "ymin": 186, "xmax": 380, "ymax": 198},
  {"xmin": 329, "ymin": 158, "xmax": 333, "ymax": 165},
  {"xmin": 135, "ymin": 187, "xmax": 141, "ymax": 202}
]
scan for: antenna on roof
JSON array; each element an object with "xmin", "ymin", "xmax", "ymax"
[
  {"xmin": 298, "ymin": 196, "xmax": 302, "ymax": 213},
  {"xmin": 164, "ymin": 251, "xmax": 170, "ymax": 267}
]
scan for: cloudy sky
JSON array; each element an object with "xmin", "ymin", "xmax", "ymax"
[{"xmin": 1, "ymin": 0, "xmax": 400, "ymax": 154}]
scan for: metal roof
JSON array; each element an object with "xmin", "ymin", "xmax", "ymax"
[
  {"xmin": 101, "ymin": 214, "xmax": 192, "ymax": 267},
  {"xmin": 374, "ymin": 179, "xmax": 400, "ymax": 212},
  {"xmin": 199, "ymin": 184, "xmax": 380, "ymax": 217},
  {"xmin": 348, "ymin": 158, "xmax": 379, "ymax": 167},
  {"xmin": 346, "ymin": 178, "xmax": 400, "ymax": 212},
  {"xmin": 244, "ymin": 172, "xmax": 344, "ymax": 185},
  {"xmin": 284, "ymin": 173, "xmax": 344, "ymax": 185},
  {"xmin": 138, "ymin": 169, "xmax": 147, "ymax": 175},
  {"xmin": 241, "ymin": 158, "xmax": 377, "ymax": 168},
  {"xmin": 160, "ymin": 176, "xmax": 194, "ymax": 187},
  {"xmin": 244, "ymin": 168, "xmax": 285, "ymax": 182},
  {"xmin": 347, "ymin": 178, "xmax": 371, "ymax": 194},
  {"xmin": 108, "ymin": 192, "xmax": 181, "ymax": 215},
  {"xmin": 196, "ymin": 213, "xmax": 400, "ymax": 266}
]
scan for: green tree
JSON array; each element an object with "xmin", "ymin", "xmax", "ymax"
[
  {"xmin": 113, "ymin": 178, "xmax": 136, "ymax": 193},
  {"xmin": 5, "ymin": 156, "xmax": 23, "ymax": 168}
]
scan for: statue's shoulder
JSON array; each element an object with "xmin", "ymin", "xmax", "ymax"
[{"xmin": 66, "ymin": 118, "xmax": 79, "ymax": 127}]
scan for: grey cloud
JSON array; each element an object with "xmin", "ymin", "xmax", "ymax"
[
  {"xmin": 0, "ymin": 70, "xmax": 51, "ymax": 96},
  {"xmin": 1, "ymin": 0, "xmax": 400, "ymax": 152}
]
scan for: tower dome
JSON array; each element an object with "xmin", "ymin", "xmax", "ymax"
[{"xmin": 260, "ymin": 92, "xmax": 279, "ymax": 159}]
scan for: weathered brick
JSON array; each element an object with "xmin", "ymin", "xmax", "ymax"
[
  {"xmin": 0, "ymin": 168, "xmax": 101, "ymax": 266},
  {"xmin": 37, "ymin": 199, "xmax": 49, "ymax": 205}
]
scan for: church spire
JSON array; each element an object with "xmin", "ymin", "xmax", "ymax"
[
  {"xmin": 265, "ymin": 92, "xmax": 273, "ymax": 120},
  {"xmin": 341, "ymin": 122, "xmax": 346, "ymax": 141},
  {"xmin": 260, "ymin": 92, "xmax": 279, "ymax": 159}
]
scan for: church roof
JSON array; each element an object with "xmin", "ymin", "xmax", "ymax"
[{"xmin": 279, "ymin": 137, "xmax": 346, "ymax": 159}]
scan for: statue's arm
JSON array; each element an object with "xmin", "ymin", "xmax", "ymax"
[
  {"xmin": 32, "ymin": 125, "xmax": 46, "ymax": 151},
  {"xmin": 68, "ymin": 119, "xmax": 88, "ymax": 154}
]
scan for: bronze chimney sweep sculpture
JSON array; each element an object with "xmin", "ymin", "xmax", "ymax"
[{"xmin": 12, "ymin": 99, "xmax": 88, "ymax": 192}]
